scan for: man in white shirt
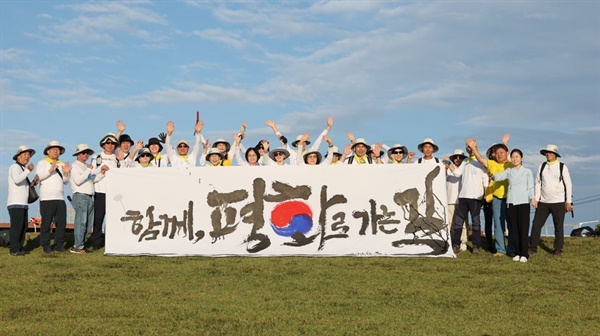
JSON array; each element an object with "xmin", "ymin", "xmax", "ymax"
[
  {"xmin": 36, "ymin": 141, "xmax": 71, "ymax": 254},
  {"xmin": 529, "ymin": 145, "xmax": 573, "ymax": 257},
  {"xmin": 446, "ymin": 149, "xmax": 468, "ymax": 251},
  {"xmin": 70, "ymin": 144, "xmax": 102, "ymax": 254},
  {"xmin": 446, "ymin": 143, "xmax": 489, "ymax": 254},
  {"xmin": 415, "ymin": 138, "xmax": 440, "ymax": 164},
  {"xmin": 165, "ymin": 120, "xmax": 203, "ymax": 168}
]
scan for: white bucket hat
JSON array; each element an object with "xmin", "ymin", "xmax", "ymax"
[
  {"xmin": 303, "ymin": 149, "xmax": 323, "ymax": 164},
  {"xmin": 205, "ymin": 148, "xmax": 224, "ymax": 161},
  {"xmin": 417, "ymin": 138, "xmax": 439, "ymax": 153},
  {"xmin": 43, "ymin": 141, "xmax": 66, "ymax": 156},
  {"xmin": 449, "ymin": 149, "xmax": 467, "ymax": 160},
  {"xmin": 540, "ymin": 144, "xmax": 560, "ymax": 158},
  {"xmin": 292, "ymin": 135, "xmax": 311, "ymax": 148},
  {"xmin": 212, "ymin": 138, "xmax": 231, "ymax": 152},
  {"xmin": 13, "ymin": 145, "xmax": 36, "ymax": 161},
  {"xmin": 99, "ymin": 133, "xmax": 119, "ymax": 147},
  {"xmin": 73, "ymin": 144, "xmax": 95, "ymax": 156},
  {"xmin": 351, "ymin": 138, "xmax": 370, "ymax": 151}
]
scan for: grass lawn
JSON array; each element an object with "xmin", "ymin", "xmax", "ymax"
[{"xmin": 1, "ymin": 233, "xmax": 599, "ymax": 335}]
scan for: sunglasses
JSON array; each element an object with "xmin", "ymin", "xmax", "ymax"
[
  {"xmin": 393, "ymin": 151, "xmax": 404, "ymax": 154},
  {"xmin": 80, "ymin": 152, "xmax": 90, "ymax": 156},
  {"xmin": 104, "ymin": 141, "xmax": 116, "ymax": 145},
  {"xmin": 274, "ymin": 152, "xmax": 285, "ymax": 157},
  {"xmin": 140, "ymin": 154, "xmax": 152, "ymax": 158},
  {"xmin": 177, "ymin": 144, "xmax": 189, "ymax": 148}
]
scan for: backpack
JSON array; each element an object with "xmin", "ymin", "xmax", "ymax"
[
  {"xmin": 418, "ymin": 157, "xmax": 440, "ymax": 163},
  {"xmin": 346, "ymin": 155, "xmax": 373, "ymax": 164},
  {"xmin": 0, "ymin": 229, "xmax": 9, "ymax": 247},
  {"xmin": 539, "ymin": 162, "xmax": 566, "ymax": 202},
  {"xmin": 570, "ymin": 226, "xmax": 595, "ymax": 237}
]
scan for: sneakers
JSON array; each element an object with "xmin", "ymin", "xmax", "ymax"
[
  {"xmin": 9, "ymin": 251, "xmax": 26, "ymax": 256},
  {"xmin": 519, "ymin": 256, "xmax": 528, "ymax": 263},
  {"xmin": 70, "ymin": 247, "xmax": 93, "ymax": 254},
  {"xmin": 460, "ymin": 243, "xmax": 467, "ymax": 251},
  {"xmin": 493, "ymin": 252, "xmax": 506, "ymax": 257},
  {"xmin": 512, "ymin": 255, "xmax": 520, "ymax": 261},
  {"xmin": 43, "ymin": 246, "xmax": 54, "ymax": 254},
  {"xmin": 472, "ymin": 246, "xmax": 479, "ymax": 255}
]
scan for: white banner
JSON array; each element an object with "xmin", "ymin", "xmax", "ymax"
[{"xmin": 105, "ymin": 164, "xmax": 454, "ymax": 257}]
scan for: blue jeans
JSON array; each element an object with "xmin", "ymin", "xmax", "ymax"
[
  {"xmin": 492, "ymin": 197, "xmax": 507, "ymax": 254},
  {"xmin": 73, "ymin": 193, "xmax": 94, "ymax": 249}
]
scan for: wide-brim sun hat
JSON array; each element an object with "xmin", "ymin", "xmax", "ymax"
[
  {"xmin": 136, "ymin": 148, "xmax": 155, "ymax": 162},
  {"xmin": 212, "ymin": 138, "xmax": 231, "ymax": 153},
  {"xmin": 417, "ymin": 138, "xmax": 439, "ymax": 153},
  {"xmin": 13, "ymin": 145, "xmax": 36, "ymax": 161},
  {"xmin": 292, "ymin": 135, "xmax": 311, "ymax": 148},
  {"xmin": 268, "ymin": 147, "xmax": 290, "ymax": 161},
  {"xmin": 73, "ymin": 144, "xmax": 95, "ymax": 156},
  {"xmin": 303, "ymin": 149, "xmax": 322, "ymax": 164},
  {"xmin": 177, "ymin": 140, "xmax": 189, "ymax": 148},
  {"xmin": 146, "ymin": 137, "xmax": 163, "ymax": 152},
  {"xmin": 99, "ymin": 133, "xmax": 119, "ymax": 147},
  {"xmin": 387, "ymin": 144, "xmax": 409, "ymax": 160},
  {"xmin": 540, "ymin": 144, "xmax": 561, "ymax": 158},
  {"xmin": 351, "ymin": 138, "xmax": 370, "ymax": 151},
  {"xmin": 43, "ymin": 140, "xmax": 66, "ymax": 156},
  {"xmin": 449, "ymin": 149, "xmax": 467, "ymax": 161},
  {"xmin": 205, "ymin": 148, "xmax": 224, "ymax": 161}
]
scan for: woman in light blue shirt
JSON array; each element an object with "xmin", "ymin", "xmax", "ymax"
[{"xmin": 492, "ymin": 149, "xmax": 534, "ymax": 262}]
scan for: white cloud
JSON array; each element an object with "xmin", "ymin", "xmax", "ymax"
[
  {"xmin": 0, "ymin": 48, "xmax": 31, "ymax": 63},
  {"xmin": 0, "ymin": 79, "xmax": 35, "ymax": 110},
  {"xmin": 192, "ymin": 29, "xmax": 260, "ymax": 50},
  {"xmin": 140, "ymin": 82, "xmax": 275, "ymax": 105}
]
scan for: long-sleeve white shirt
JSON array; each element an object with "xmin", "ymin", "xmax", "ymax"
[
  {"xmin": 36, "ymin": 159, "xmax": 69, "ymax": 201},
  {"xmin": 449, "ymin": 159, "xmax": 488, "ymax": 200},
  {"xmin": 93, "ymin": 152, "xmax": 119, "ymax": 194},
  {"xmin": 70, "ymin": 160, "xmax": 95, "ymax": 195},
  {"xmin": 7, "ymin": 163, "xmax": 33, "ymax": 206},
  {"xmin": 535, "ymin": 161, "xmax": 573, "ymax": 203},
  {"xmin": 166, "ymin": 133, "xmax": 202, "ymax": 168}
]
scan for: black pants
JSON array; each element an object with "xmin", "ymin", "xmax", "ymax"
[
  {"xmin": 92, "ymin": 192, "xmax": 106, "ymax": 247},
  {"xmin": 453, "ymin": 198, "xmax": 482, "ymax": 247},
  {"xmin": 8, "ymin": 207, "xmax": 28, "ymax": 253},
  {"xmin": 482, "ymin": 200, "xmax": 495, "ymax": 252},
  {"xmin": 40, "ymin": 200, "xmax": 67, "ymax": 248},
  {"xmin": 507, "ymin": 203, "xmax": 530, "ymax": 258},
  {"xmin": 530, "ymin": 202, "xmax": 566, "ymax": 251}
]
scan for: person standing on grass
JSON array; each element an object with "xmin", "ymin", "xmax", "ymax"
[
  {"xmin": 529, "ymin": 145, "xmax": 573, "ymax": 257},
  {"xmin": 483, "ymin": 144, "xmax": 500, "ymax": 253},
  {"xmin": 445, "ymin": 149, "xmax": 468, "ymax": 252},
  {"xmin": 36, "ymin": 141, "xmax": 71, "ymax": 254},
  {"xmin": 70, "ymin": 144, "xmax": 101, "ymax": 254},
  {"xmin": 7, "ymin": 145, "xmax": 38, "ymax": 256},
  {"xmin": 91, "ymin": 133, "xmax": 119, "ymax": 251},
  {"xmin": 467, "ymin": 135, "xmax": 515, "ymax": 257},
  {"xmin": 445, "ymin": 144, "xmax": 488, "ymax": 255},
  {"xmin": 490, "ymin": 149, "xmax": 534, "ymax": 263}
]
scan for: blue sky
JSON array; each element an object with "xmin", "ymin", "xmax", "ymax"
[{"xmin": 1, "ymin": 1, "xmax": 599, "ymax": 225}]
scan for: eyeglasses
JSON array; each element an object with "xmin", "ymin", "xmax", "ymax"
[
  {"xmin": 177, "ymin": 144, "xmax": 189, "ymax": 148},
  {"xmin": 392, "ymin": 151, "xmax": 404, "ymax": 154},
  {"xmin": 274, "ymin": 152, "xmax": 285, "ymax": 157}
]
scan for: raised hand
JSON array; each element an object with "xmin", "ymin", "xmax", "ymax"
[
  {"xmin": 135, "ymin": 140, "xmax": 144, "ymax": 150},
  {"xmin": 323, "ymin": 135, "xmax": 333, "ymax": 146},
  {"xmin": 502, "ymin": 133, "xmax": 511, "ymax": 146},
  {"xmin": 346, "ymin": 132, "xmax": 355, "ymax": 143},
  {"xmin": 166, "ymin": 121, "xmax": 175, "ymax": 135},
  {"xmin": 466, "ymin": 138, "xmax": 477, "ymax": 150},
  {"xmin": 27, "ymin": 163, "xmax": 34, "ymax": 171},
  {"xmin": 343, "ymin": 143, "xmax": 352, "ymax": 155},
  {"xmin": 326, "ymin": 116, "xmax": 333, "ymax": 129},
  {"xmin": 62, "ymin": 162, "xmax": 71, "ymax": 175},
  {"xmin": 265, "ymin": 120, "xmax": 275, "ymax": 129},
  {"xmin": 158, "ymin": 132, "xmax": 167, "ymax": 144},
  {"xmin": 408, "ymin": 152, "xmax": 416, "ymax": 160},
  {"xmin": 116, "ymin": 120, "xmax": 126, "ymax": 133},
  {"xmin": 194, "ymin": 120, "xmax": 204, "ymax": 134}
]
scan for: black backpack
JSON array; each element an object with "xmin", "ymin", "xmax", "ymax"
[
  {"xmin": 0, "ymin": 229, "xmax": 9, "ymax": 247},
  {"xmin": 570, "ymin": 226, "xmax": 595, "ymax": 237}
]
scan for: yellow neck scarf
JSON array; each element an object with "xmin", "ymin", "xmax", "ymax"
[
  {"xmin": 179, "ymin": 155, "xmax": 189, "ymax": 162},
  {"xmin": 44, "ymin": 157, "xmax": 63, "ymax": 165},
  {"xmin": 547, "ymin": 159, "xmax": 559, "ymax": 165},
  {"xmin": 353, "ymin": 154, "xmax": 367, "ymax": 164}
]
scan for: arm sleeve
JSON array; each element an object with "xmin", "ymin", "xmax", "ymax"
[
  {"xmin": 534, "ymin": 165, "xmax": 542, "ymax": 201},
  {"xmin": 296, "ymin": 145, "xmax": 305, "ymax": 165},
  {"xmin": 493, "ymin": 169, "xmax": 509, "ymax": 182},
  {"xmin": 191, "ymin": 133, "xmax": 202, "ymax": 163},
  {"xmin": 36, "ymin": 161, "xmax": 52, "ymax": 181},
  {"xmin": 308, "ymin": 128, "xmax": 328, "ymax": 152},
  {"xmin": 234, "ymin": 145, "xmax": 246, "ymax": 166},
  {"xmin": 165, "ymin": 135, "xmax": 175, "ymax": 160},
  {"xmin": 322, "ymin": 147, "xmax": 334, "ymax": 165},
  {"xmin": 71, "ymin": 165, "xmax": 92, "ymax": 186},
  {"xmin": 563, "ymin": 165, "xmax": 573, "ymax": 203},
  {"xmin": 526, "ymin": 169, "xmax": 535, "ymax": 200},
  {"xmin": 10, "ymin": 165, "xmax": 30, "ymax": 185}
]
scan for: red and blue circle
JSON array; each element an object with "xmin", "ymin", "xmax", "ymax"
[{"xmin": 270, "ymin": 200, "xmax": 313, "ymax": 237}]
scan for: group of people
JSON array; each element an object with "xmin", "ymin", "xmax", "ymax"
[
  {"xmin": 445, "ymin": 136, "xmax": 573, "ymax": 262},
  {"xmin": 6, "ymin": 119, "xmax": 572, "ymax": 258}
]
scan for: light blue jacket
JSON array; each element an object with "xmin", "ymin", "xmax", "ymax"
[{"xmin": 494, "ymin": 167, "xmax": 534, "ymax": 205}]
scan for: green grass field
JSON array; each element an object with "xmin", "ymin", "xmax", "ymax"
[{"xmin": 1, "ymin": 233, "xmax": 599, "ymax": 336}]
